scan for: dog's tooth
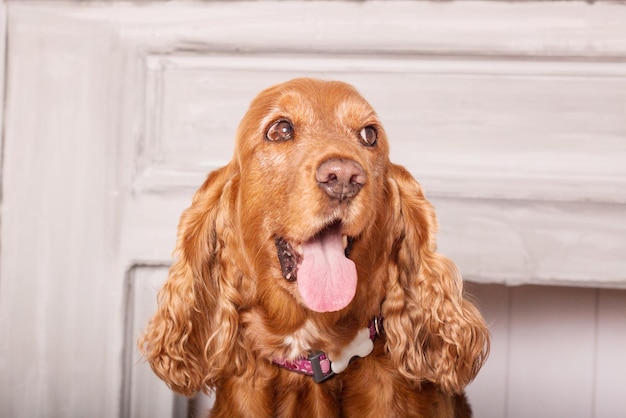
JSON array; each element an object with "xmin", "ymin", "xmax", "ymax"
[
  {"xmin": 296, "ymin": 244, "xmax": 303, "ymax": 255},
  {"xmin": 342, "ymin": 235, "xmax": 348, "ymax": 250}
]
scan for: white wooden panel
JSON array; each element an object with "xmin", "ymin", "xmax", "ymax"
[
  {"xmin": 467, "ymin": 285, "xmax": 626, "ymax": 418},
  {"xmin": 464, "ymin": 283, "xmax": 510, "ymax": 418},
  {"xmin": 434, "ymin": 198, "xmax": 626, "ymax": 286},
  {"xmin": 66, "ymin": 1, "xmax": 626, "ymax": 59},
  {"xmin": 125, "ymin": 266, "xmax": 215, "ymax": 418},
  {"xmin": 125, "ymin": 266, "xmax": 182, "ymax": 418},
  {"xmin": 0, "ymin": 1, "xmax": 4, "ymax": 182},
  {"xmin": 0, "ymin": 6, "xmax": 128, "ymax": 416},
  {"xmin": 507, "ymin": 286, "xmax": 597, "ymax": 418},
  {"xmin": 135, "ymin": 54, "xmax": 626, "ymax": 204},
  {"xmin": 594, "ymin": 289, "xmax": 626, "ymax": 417}
]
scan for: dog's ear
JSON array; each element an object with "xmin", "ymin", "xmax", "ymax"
[
  {"xmin": 139, "ymin": 164, "xmax": 248, "ymax": 396},
  {"xmin": 381, "ymin": 164, "xmax": 490, "ymax": 394}
]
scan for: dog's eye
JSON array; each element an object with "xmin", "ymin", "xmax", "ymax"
[
  {"xmin": 266, "ymin": 119, "xmax": 294, "ymax": 142},
  {"xmin": 359, "ymin": 126, "xmax": 377, "ymax": 146}
]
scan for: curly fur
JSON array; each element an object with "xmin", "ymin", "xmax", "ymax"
[{"xmin": 139, "ymin": 78, "xmax": 489, "ymax": 417}]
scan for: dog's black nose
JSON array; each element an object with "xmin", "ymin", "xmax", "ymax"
[{"xmin": 316, "ymin": 158, "xmax": 366, "ymax": 201}]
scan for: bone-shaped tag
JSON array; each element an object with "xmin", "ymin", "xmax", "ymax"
[{"xmin": 330, "ymin": 327, "xmax": 374, "ymax": 374}]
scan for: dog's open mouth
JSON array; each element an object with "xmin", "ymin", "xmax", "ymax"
[{"xmin": 275, "ymin": 222, "xmax": 357, "ymax": 313}]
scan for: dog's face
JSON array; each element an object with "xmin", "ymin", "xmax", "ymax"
[{"xmin": 233, "ymin": 79, "xmax": 390, "ymax": 313}]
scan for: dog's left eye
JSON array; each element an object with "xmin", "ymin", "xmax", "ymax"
[
  {"xmin": 266, "ymin": 119, "xmax": 294, "ymax": 142},
  {"xmin": 359, "ymin": 126, "xmax": 377, "ymax": 146}
]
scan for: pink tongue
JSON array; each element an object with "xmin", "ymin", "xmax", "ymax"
[{"xmin": 297, "ymin": 226, "xmax": 357, "ymax": 312}]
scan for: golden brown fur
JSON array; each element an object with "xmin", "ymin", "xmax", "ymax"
[{"xmin": 139, "ymin": 78, "xmax": 489, "ymax": 417}]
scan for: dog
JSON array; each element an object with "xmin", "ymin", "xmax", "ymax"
[{"xmin": 139, "ymin": 78, "xmax": 489, "ymax": 417}]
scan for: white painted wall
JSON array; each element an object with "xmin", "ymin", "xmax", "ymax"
[
  {"xmin": 466, "ymin": 284, "xmax": 626, "ymax": 418},
  {"xmin": 0, "ymin": 2, "xmax": 624, "ymax": 417}
]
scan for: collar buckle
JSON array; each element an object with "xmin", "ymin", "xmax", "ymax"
[{"xmin": 307, "ymin": 351, "xmax": 336, "ymax": 383}]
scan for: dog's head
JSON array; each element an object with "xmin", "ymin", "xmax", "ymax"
[
  {"xmin": 233, "ymin": 78, "xmax": 390, "ymax": 313},
  {"xmin": 139, "ymin": 78, "xmax": 489, "ymax": 396}
]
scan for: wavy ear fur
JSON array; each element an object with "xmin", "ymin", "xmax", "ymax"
[
  {"xmin": 138, "ymin": 165, "xmax": 248, "ymax": 396},
  {"xmin": 382, "ymin": 164, "xmax": 490, "ymax": 394}
]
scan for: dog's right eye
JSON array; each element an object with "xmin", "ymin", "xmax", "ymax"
[
  {"xmin": 266, "ymin": 119, "xmax": 294, "ymax": 142},
  {"xmin": 359, "ymin": 126, "xmax": 378, "ymax": 147}
]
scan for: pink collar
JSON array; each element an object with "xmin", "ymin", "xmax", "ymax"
[{"xmin": 273, "ymin": 316, "xmax": 384, "ymax": 383}]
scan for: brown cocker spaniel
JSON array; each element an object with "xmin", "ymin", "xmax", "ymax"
[{"xmin": 140, "ymin": 78, "xmax": 489, "ymax": 417}]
